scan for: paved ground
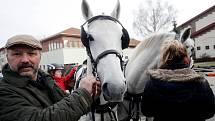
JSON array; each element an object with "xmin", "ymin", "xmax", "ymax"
[{"xmin": 206, "ymin": 75, "xmax": 215, "ymax": 121}]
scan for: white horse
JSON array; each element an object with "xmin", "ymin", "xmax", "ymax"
[
  {"xmin": 77, "ymin": 0, "xmax": 129, "ymax": 120},
  {"xmin": 117, "ymin": 28, "xmax": 195, "ymax": 121}
]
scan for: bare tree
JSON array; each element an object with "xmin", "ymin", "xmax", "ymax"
[{"xmin": 133, "ymin": 0, "xmax": 177, "ymax": 38}]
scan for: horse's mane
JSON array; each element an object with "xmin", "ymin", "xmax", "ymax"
[
  {"xmin": 128, "ymin": 33, "xmax": 175, "ymax": 65},
  {"xmin": 125, "ymin": 32, "xmax": 176, "ymax": 93}
]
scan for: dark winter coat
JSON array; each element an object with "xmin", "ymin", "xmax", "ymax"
[
  {"xmin": 141, "ymin": 68, "xmax": 215, "ymax": 121},
  {"xmin": 0, "ymin": 64, "xmax": 92, "ymax": 121}
]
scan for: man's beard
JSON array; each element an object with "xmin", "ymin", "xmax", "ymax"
[{"xmin": 17, "ymin": 63, "xmax": 38, "ymax": 79}]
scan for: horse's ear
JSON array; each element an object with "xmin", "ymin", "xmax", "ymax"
[
  {"xmin": 181, "ymin": 27, "xmax": 191, "ymax": 43},
  {"xmin": 81, "ymin": 0, "xmax": 93, "ymax": 20},
  {"xmin": 111, "ymin": 0, "xmax": 120, "ymax": 19}
]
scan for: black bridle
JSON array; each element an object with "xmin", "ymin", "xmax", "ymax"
[
  {"xmin": 122, "ymin": 92, "xmax": 144, "ymax": 121},
  {"xmin": 86, "ymin": 47, "xmax": 124, "ymax": 79},
  {"xmin": 85, "ymin": 35, "xmax": 124, "ymax": 121},
  {"xmin": 81, "ymin": 16, "xmax": 126, "ymax": 121}
]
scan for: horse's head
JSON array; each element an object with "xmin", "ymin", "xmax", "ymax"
[
  {"xmin": 80, "ymin": 0, "xmax": 129, "ymax": 102},
  {"xmin": 179, "ymin": 27, "xmax": 195, "ymax": 68}
]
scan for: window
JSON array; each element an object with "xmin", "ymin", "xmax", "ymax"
[
  {"xmin": 48, "ymin": 43, "xmax": 51, "ymax": 51},
  {"xmin": 55, "ymin": 42, "xmax": 58, "ymax": 49},
  {"xmin": 53, "ymin": 42, "xmax": 56, "ymax": 50},
  {"xmin": 214, "ymin": 45, "xmax": 215, "ymax": 49},
  {"xmin": 52, "ymin": 42, "xmax": 54, "ymax": 50},
  {"xmin": 56, "ymin": 42, "xmax": 60, "ymax": 49},
  {"xmin": 71, "ymin": 41, "xmax": 75, "ymax": 47},
  {"xmin": 72, "ymin": 41, "xmax": 78, "ymax": 47},
  {"xmin": 205, "ymin": 46, "xmax": 209, "ymax": 50},
  {"xmin": 197, "ymin": 46, "xmax": 201, "ymax": 50},
  {"xmin": 64, "ymin": 40, "xmax": 68, "ymax": 48},
  {"xmin": 59, "ymin": 42, "xmax": 63, "ymax": 48}
]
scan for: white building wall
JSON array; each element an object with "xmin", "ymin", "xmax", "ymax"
[
  {"xmin": 195, "ymin": 29, "xmax": 215, "ymax": 58},
  {"xmin": 40, "ymin": 48, "xmax": 88, "ymax": 71},
  {"xmin": 63, "ymin": 48, "xmax": 87, "ymax": 64},
  {"xmin": 196, "ymin": 12, "xmax": 215, "ymax": 31},
  {"xmin": 40, "ymin": 49, "xmax": 64, "ymax": 70}
]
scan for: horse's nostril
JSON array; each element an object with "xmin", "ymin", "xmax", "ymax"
[
  {"xmin": 102, "ymin": 83, "xmax": 108, "ymax": 94},
  {"xmin": 102, "ymin": 83, "xmax": 110, "ymax": 100}
]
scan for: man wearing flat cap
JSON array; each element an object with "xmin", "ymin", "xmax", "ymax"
[{"xmin": 0, "ymin": 34, "xmax": 101, "ymax": 121}]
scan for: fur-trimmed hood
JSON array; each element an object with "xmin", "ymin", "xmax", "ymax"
[{"xmin": 147, "ymin": 68, "xmax": 205, "ymax": 83}]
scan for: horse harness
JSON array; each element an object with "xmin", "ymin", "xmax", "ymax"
[
  {"xmin": 81, "ymin": 15, "xmax": 130, "ymax": 50},
  {"xmin": 123, "ymin": 92, "xmax": 144, "ymax": 121},
  {"xmin": 91, "ymin": 100, "xmax": 118, "ymax": 121},
  {"xmin": 81, "ymin": 15, "xmax": 130, "ymax": 121}
]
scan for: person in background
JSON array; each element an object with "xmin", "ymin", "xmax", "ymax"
[
  {"xmin": 0, "ymin": 34, "xmax": 101, "ymax": 121},
  {"xmin": 74, "ymin": 59, "xmax": 87, "ymax": 89},
  {"xmin": 47, "ymin": 63, "xmax": 77, "ymax": 92},
  {"xmin": 141, "ymin": 39, "xmax": 215, "ymax": 121}
]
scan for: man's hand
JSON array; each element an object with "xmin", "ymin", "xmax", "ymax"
[{"xmin": 79, "ymin": 75, "xmax": 101, "ymax": 97}]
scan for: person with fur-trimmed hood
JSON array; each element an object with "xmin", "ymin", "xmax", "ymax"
[{"xmin": 141, "ymin": 39, "xmax": 215, "ymax": 121}]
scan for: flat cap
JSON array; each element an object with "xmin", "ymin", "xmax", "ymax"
[{"xmin": 5, "ymin": 34, "xmax": 42, "ymax": 50}]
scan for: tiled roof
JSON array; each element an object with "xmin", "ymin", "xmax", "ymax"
[
  {"xmin": 191, "ymin": 22, "xmax": 215, "ymax": 38},
  {"xmin": 60, "ymin": 27, "xmax": 80, "ymax": 35},
  {"xmin": 178, "ymin": 5, "xmax": 215, "ymax": 28},
  {"xmin": 41, "ymin": 27, "xmax": 80, "ymax": 42}
]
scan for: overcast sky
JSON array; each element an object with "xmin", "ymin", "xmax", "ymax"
[{"xmin": 0, "ymin": 0, "xmax": 214, "ymax": 48}]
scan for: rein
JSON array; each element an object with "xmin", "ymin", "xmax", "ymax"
[
  {"xmin": 123, "ymin": 92, "xmax": 144, "ymax": 121},
  {"xmin": 91, "ymin": 101, "xmax": 118, "ymax": 121}
]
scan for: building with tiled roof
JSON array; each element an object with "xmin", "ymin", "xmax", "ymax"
[{"xmin": 40, "ymin": 27, "xmax": 85, "ymax": 71}]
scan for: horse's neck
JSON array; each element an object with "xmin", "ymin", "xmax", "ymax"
[{"xmin": 126, "ymin": 52, "xmax": 160, "ymax": 94}]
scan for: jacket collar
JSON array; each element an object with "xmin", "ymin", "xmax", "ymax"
[{"xmin": 147, "ymin": 68, "xmax": 205, "ymax": 83}]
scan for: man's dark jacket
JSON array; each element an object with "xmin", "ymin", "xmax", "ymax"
[{"xmin": 0, "ymin": 64, "xmax": 92, "ymax": 121}]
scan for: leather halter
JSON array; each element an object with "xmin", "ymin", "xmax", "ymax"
[{"xmin": 83, "ymin": 16, "xmax": 124, "ymax": 79}]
